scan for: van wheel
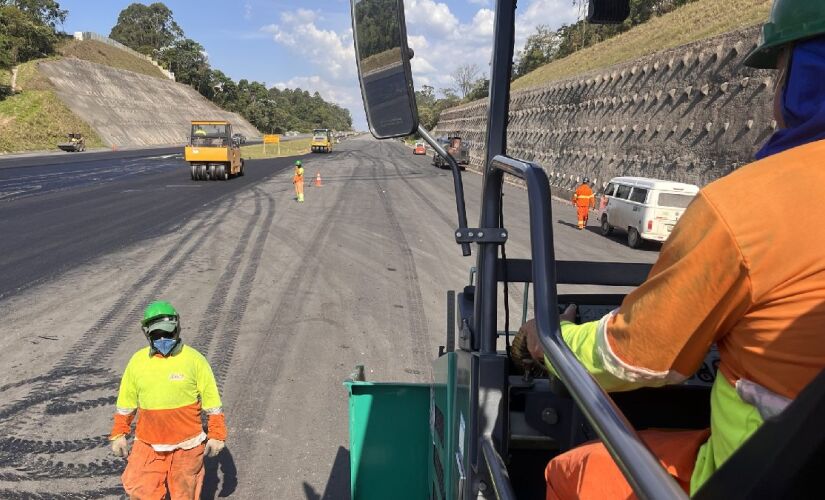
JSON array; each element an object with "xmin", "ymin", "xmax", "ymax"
[
  {"xmin": 628, "ymin": 228, "xmax": 642, "ymax": 249},
  {"xmin": 600, "ymin": 215, "xmax": 613, "ymax": 236}
]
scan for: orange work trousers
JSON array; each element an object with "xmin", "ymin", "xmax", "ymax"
[
  {"xmin": 295, "ymin": 180, "xmax": 304, "ymax": 197},
  {"xmin": 576, "ymin": 205, "xmax": 590, "ymax": 229},
  {"xmin": 546, "ymin": 428, "xmax": 710, "ymax": 500},
  {"xmin": 122, "ymin": 439, "xmax": 205, "ymax": 500}
]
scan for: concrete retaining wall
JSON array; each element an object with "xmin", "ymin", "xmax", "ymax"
[
  {"xmin": 434, "ymin": 26, "xmax": 776, "ymax": 190},
  {"xmin": 39, "ymin": 59, "xmax": 261, "ymax": 148}
]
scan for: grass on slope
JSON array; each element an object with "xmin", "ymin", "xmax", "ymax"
[
  {"xmin": 512, "ymin": 0, "xmax": 771, "ymax": 91},
  {"xmin": 59, "ymin": 39, "xmax": 168, "ymax": 80},
  {"xmin": 0, "ymin": 60, "xmax": 104, "ymax": 154},
  {"xmin": 241, "ymin": 138, "xmax": 312, "ymax": 159}
]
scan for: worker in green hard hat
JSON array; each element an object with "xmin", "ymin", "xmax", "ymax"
[
  {"xmin": 293, "ymin": 159, "xmax": 305, "ymax": 202},
  {"xmin": 524, "ymin": 0, "xmax": 825, "ymax": 497},
  {"xmin": 109, "ymin": 301, "xmax": 227, "ymax": 498}
]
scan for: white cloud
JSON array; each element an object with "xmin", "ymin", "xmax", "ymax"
[
  {"xmin": 258, "ymin": 1, "xmax": 581, "ymax": 130},
  {"xmin": 405, "ymin": 0, "xmax": 459, "ymax": 36},
  {"xmin": 261, "ymin": 9, "xmax": 355, "ymax": 79}
]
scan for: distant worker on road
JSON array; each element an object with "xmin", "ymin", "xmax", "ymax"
[
  {"xmin": 109, "ymin": 301, "xmax": 227, "ymax": 499},
  {"xmin": 572, "ymin": 177, "xmax": 595, "ymax": 230},
  {"xmin": 523, "ymin": 1, "xmax": 825, "ymax": 496},
  {"xmin": 293, "ymin": 160, "xmax": 305, "ymax": 202}
]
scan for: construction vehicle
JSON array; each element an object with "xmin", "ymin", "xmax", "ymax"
[
  {"xmin": 57, "ymin": 133, "xmax": 85, "ymax": 152},
  {"xmin": 346, "ymin": 1, "xmax": 825, "ymax": 499},
  {"xmin": 311, "ymin": 128, "xmax": 333, "ymax": 153},
  {"xmin": 184, "ymin": 120, "xmax": 244, "ymax": 181},
  {"xmin": 433, "ymin": 135, "xmax": 469, "ymax": 169}
]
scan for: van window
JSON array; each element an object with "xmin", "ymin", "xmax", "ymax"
[
  {"xmin": 604, "ymin": 183, "xmax": 617, "ymax": 197},
  {"xmin": 629, "ymin": 188, "xmax": 648, "ymax": 203},
  {"xmin": 657, "ymin": 193, "xmax": 695, "ymax": 208},
  {"xmin": 615, "ymin": 184, "xmax": 632, "ymax": 199}
]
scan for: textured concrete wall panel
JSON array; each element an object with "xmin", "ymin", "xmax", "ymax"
[
  {"xmin": 433, "ymin": 26, "xmax": 776, "ymax": 189},
  {"xmin": 39, "ymin": 59, "xmax": 261, "ymax": 148}
]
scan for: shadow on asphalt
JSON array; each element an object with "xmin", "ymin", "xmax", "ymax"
[
  {"xmin": 302, "ymin": 446, "xmax": 351, "ymax": 500},
  {"xmin": 555, "ymin": 219, "xmax": 663, "ymax": 253},
  {"xmin": 202, "ymin": 447, "xmax": 238, "ymax": 498}
]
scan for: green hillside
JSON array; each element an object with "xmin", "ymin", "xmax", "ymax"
[
  {"xmin": 511, "ymin": 0, "xmax": 771, "ymax": 91},
  {"xmin": 59, "ymin": 39, "xmax": 168, "ymax": 80},
  {"xmin": 0, "ymin": 56, "xmax": 103, "ymax": 154}
]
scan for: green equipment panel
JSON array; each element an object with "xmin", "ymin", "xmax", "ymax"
[{"xmin": 346, "ymin": 380, "xmax": 432, "ymax": 499}]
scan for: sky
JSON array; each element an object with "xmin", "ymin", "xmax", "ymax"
[{"xmin": 57, "ymin": 0, "xmax": 582, "ymax": 130}]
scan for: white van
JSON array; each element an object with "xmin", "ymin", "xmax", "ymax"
[{"xmin": 600, "ymin": 177, "xmax": 700, "ymax": 248}]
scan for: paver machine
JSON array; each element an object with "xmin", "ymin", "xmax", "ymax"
[
  {"xmin": 185, "ymin": 120, "xmax": 244, "ymax": 181},
  {"xmin": 346, "ymin": 0, "xmax": 825, "ymax": 499},
  {"xmin": 312, "ymin": 128, "xmax": 334, "ymax": 153}
]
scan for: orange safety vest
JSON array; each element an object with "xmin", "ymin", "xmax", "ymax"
[
  {"xmin": 572, "ymin": 184, "xmax": 595, "ymax": 208},
  {"xmin": 293, "ymin": 168, "xmax": 304, "ymax": 184}
]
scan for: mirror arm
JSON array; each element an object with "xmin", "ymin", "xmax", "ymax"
[{"xmin": 418, "ymin": 124, "xmax": 471, "ymax": 257}]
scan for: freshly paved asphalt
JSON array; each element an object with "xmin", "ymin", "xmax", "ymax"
[{"xmin": 0, "ymin": 149, "xmax": 302, "ymax": 298}]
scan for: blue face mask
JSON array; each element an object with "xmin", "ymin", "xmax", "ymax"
[{"xmin": 152, "ymin": 338, "xmax": 178, "ymax": 356}]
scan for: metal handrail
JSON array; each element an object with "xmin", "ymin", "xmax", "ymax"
[
  {"xmin": 481, "ymin": 436, "xmax": 517, "ymax": 500},
  {"xmin": 491, "ymin": 154, "xmax": 687, "ymax": 500}
]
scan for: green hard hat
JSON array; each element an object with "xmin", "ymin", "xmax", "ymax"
[
  {"xmin": 744, "ymin": 0, "xmax": 825, "ymax": 69},
  {"xmin": 295, "ymin": 160, "xmax": 302, "ymax": 166},
  {"xmin": 142, "ymin": 300, "xmax": 178, "ymax": 326}
]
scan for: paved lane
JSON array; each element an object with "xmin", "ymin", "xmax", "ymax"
[
  {"xmin": 0, "ymin": 152, "xmax": 301, "ymax": 298},
  {"xmin": 0, "ymin": 137, "xmax": 657, "ymax": 498}
]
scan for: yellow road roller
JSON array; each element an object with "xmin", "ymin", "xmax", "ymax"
[
  {"xmin": 184, "ymin": 120, "xmax": 245, "ymax": 181},
  {"xmin": 311, "ymin": 128, "xmax": 333, "ymax": 153}
]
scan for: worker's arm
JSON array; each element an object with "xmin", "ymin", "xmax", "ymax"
[
  {"xmin": 110, "ymin": 361, "xmax": 138, "ymax": 439},
  {"xmin": 528, "ymin": 192, "xmax": 752, "ymax": 391},
  {"xmin": 196, "ymin": 355, "xmax": 227, "ymax": 441}
]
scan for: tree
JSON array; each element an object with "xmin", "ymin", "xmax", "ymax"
[
  {"xmin": 2, "ymin": 0, "xmax": 66, "ymax": 28},
  {"xmin": 514, "ymin": 25, "xmax": 558, "ymax": 78},
  {"xmin": 158, "ymin": 38, "xmax": 209, "ymax": 90},
  {"xmin": 465, "ymin": 78, "xmax": 489, "ymax": 101},
  {"xmin": 109, "ymin": 2, "xmax": 183, "ymax": 56},
  {"xmin": 452, "ymin": 63, "xmax": 480, "ymax": 99},
  {"xmin": 0, "ymin": 4, "xmax": 58, "ymax": 70}
]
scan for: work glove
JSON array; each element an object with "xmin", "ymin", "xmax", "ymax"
[
  {"xmin": 111, "ymin": 436, "xmax": 130, "ymax": 458},
  {"xmin": 204, "ymin": 439, "xmax": 225, "ymax": 458}
]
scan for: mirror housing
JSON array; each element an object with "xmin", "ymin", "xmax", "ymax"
[
  {"xmin": 351, "ymin": 0, "xmax": 419, "ymax": 138},
  {"xmin": 587, "ymin": 0, "xmax": 631, "ymax": 24}
]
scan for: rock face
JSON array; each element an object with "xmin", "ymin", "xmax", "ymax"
[
  {"xmin": 434, "ymin": 26, "xmax": 777, "ymax": 189},
  {"xmin": 39, "ymin": 58, "xmax": 260, "ymax": 148}
]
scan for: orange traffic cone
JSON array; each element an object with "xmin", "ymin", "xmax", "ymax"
[{"xmin": 315, "ymin": 172, "xmax": 323, "ymax": 187}]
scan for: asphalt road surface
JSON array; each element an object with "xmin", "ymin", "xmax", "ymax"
[{"xmin": 0, "ymin": 137, "xmax": 658, "ymax": 498}]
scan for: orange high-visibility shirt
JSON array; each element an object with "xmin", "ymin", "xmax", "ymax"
[
  {"xmin": 293, "ymin": 168, "xmax": 304, "ymax": 184},
  {"xmin": 573, "ymin": 184, "xmax": 595, "ymax": 208},
  {"xmin": 606, "ymin": 139, "xmax": 825, "ymax": 400}
]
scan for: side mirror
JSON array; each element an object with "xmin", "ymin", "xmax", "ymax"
[
  {"xmin": 351, "ymin": 0, "xmax": 419, "ymax": 138},
  {"xmin": 587, "ymin": 0, "xmax": 630, "ymax": 24}
]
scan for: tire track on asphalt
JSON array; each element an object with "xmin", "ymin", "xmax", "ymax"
[
  {"xmin": 208, "ymin": 189, "xmax": 277, "ymax": 390},
  {"xmin": 227, "ymin": 151, "xmax": 360, "ymax": 456},
  {"xmin": 370, "ymin": 142, "xmax": 431, "ymax": 379},
  {"xmin": 189, "ymin": 191, "xmax": 264, "ymax": 357},
  {"xmin": 0, "ymin": 199, "xmax": 234, "ymax": 427},
  {"xmin": 0, "ymin": 197, "xmax": 238, "ymax": 490}
]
